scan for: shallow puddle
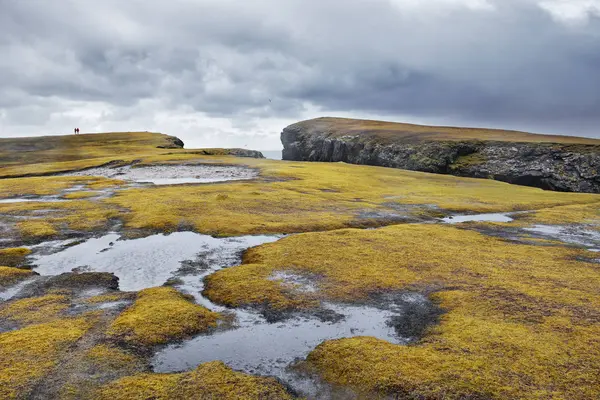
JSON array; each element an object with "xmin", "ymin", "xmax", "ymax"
[
  {"xmin": 523, "ymin": 225, "xmax": 600, "ymax": 248},
  {"xmin": 26, "ymin": 230, "xmax": 435, "ymax": 399},
  {"xmin": 152, "ymin": 301, "xmax": 411, "ymax": 396},
  {"xmin": 0, "ymin": 197, "xmax": 65, "ymax": 204},
  {"xmin": 0, "ymin": 277, "xmax": 39, "ymax": 301},
  {"xmin": 31, "ymin": 232, "xmax": 280, "ymax": 292},
  {"xmin": 60, "ymin": 164, "xmax": 258, "ymax": 185},
  {"xmin": 442, "ymin": 212, "xmax": 514, "ymax": 223}
]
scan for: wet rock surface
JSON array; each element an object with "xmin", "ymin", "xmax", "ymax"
[
  {"xmin": 281, "ymin": 117, "xmax": 600, "ymax": 193},
  {"xmin": 13, "ymin": 272, "xmax": 119, "ymax": 299}
]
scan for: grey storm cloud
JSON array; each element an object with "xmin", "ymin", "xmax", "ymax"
[{"xmin": 0, "ymin": 0, "xmax": 599, "ymax": 142}]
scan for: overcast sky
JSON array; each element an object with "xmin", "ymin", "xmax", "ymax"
[{"xmin": 1, "ymin": 0, "xmax": 599, "ymax": 149}]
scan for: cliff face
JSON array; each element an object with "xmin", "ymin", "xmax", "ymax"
[{"xmin": 281, "ymin": 118, "xmax": 600, "ymax": 193}]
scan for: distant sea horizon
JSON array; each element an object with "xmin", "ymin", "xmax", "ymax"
[{"xmin": 259, "ymin": 150, "xmax": 282, "ymax": 160}]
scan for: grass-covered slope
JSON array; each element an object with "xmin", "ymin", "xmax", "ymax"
[
  {"xmin": 0, "ymin": 131, "xmax": 183, "ymax": 177},
  {"xmin": 0, "ymin": 131, "xmax": 183, "ymax": 166},
  {"xmin": 292, "ymin": 117, "xmax": 600, "ymax": 145}
]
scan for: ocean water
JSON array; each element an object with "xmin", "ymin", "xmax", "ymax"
[{"xmin": 260, "ymin": 150, "xmax": 282, "ymax": 160}]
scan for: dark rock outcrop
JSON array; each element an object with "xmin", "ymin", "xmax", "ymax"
[
  {"xmin": 225, "ymin": 149, "xmax": 265, "ymax": 158},
  {"xmin": 16, "ymin": 272, "xmax": 120, "ymax": 298},
  {"xmin": 157, "ymin": 135, "xmax": 185, "ymax": 149},
  {"xmin": 281, "ymin": 117, "xmax": 600, "ymax": 193},
  {"xmin": 184, "ymin": 149, "xmax": 265, "ymax": 158}
]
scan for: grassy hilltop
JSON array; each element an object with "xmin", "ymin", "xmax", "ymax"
[
  {"xmin": 0, "ymin": 132, "xmax": 182, "ymax": 167},
  {"xmin": 297, "ymin": 117, "xmax": 600, "ymax": 145},
  {"xmin": 0, "ymin": 131, "xmax": 599, "ymax": 399}
]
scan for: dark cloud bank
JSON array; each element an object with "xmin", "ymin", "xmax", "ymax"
[{"xmin": 0, "ymin": 0, "xmax": 599, "ymax": 147}]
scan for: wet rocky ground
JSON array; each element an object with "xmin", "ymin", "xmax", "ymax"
[
  {"xmin": 1, "ymin": 228, "xmax": 439, "ymax": 397},
  {"xmin": 2, "ymin": 159, "xmax": 600, "ymax": 399}
]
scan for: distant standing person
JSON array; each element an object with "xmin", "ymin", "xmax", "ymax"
[
  {"xmin": 76, "ymin": 128, "xmax": 80, "ymax": 134},
  {"xmin": 74, "ymin": 128, "xmax": 77, "ymax": 135}
]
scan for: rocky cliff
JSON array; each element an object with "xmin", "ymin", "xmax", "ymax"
[
  {"xmin": 182, "ymin": 148, "xmax": 265, "ymax": 158},
  {"xmin": 281, "ymin": 117, "xmax": 600, "ymax": 193}
]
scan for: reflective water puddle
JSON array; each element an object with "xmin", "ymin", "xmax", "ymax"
[
  {"xmin": 152, "ymin": 299, "xmax": 415, "ymax": 396},
  {"xmin": 31, "ymin": 232, "xmax": 280, "ymax": 292},
  {"xmin": 442, "ymin": 212, "xmax": 515, "ymax": 223},
  {"xmin": 0, "ymin": 197, "xmax": 65, "ymax": 204},
  {"xmin": 60, "ymin": 164, "xmax": 258, "ymax": 185},
  {"xmin": 523, "ymin": 225, "xmax": 600, "ymax": 249},
  {"xmin": 25, "ymin": 231, "xmax": 433, "ymax": 398}
]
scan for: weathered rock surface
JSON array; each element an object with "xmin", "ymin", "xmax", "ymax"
[
  {"xmin": 157, "ymin": 135, "xmax": 185, "ymax": 149},
  {"xmin": 281, "ymin": 117, "xmax": 600, "ymax": 193},
  {"xmin": 185, "ymin": 148, "xmax": 265, "ymax": 158},
  {"xmin": 223, "ymin": 148, "xmax": 265, "ymax": 158}
]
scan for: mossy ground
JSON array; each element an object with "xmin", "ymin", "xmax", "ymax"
[
  {"xmin": 206, "ymin": 224, "xmax": 600, "ymax": 399},
  {"xmin": 0, "ymin": 176, "xmax": 122, "ymax": 197},
  {"xmin": 2, "ymin": 131, "xmax": 600, "ymax": 399},
  {"xmin": 0, "ymin": 293, "xmax": 71, "ymax": 325},
  {"xmin": 94, "ymin": 361, "xmax": 294, "ymax": 400},
  {"xmin": 0, "ymin": 316, "xmax": 95, "ymax": 399},
  {"xmin": 107, "ymin": 287, "xmax": 221, "ymax": 347},
  {"xmin": 0, "ymin": 266, "xmax": 34, "ymax": 287},
  {"xmin": 103, "ymin": 156, "xmax": 598, "ymax": 236},
  {"xmin": 0, "ymin": 247, "xmax": 31, "ymax": 268},
  {"xmin": 1, "ymin": 142, "xmax": 597, "ymax": 240}
]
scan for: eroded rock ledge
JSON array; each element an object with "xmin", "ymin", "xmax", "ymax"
[{"xmin": 281, "ymin": 117, "xmax": 600, "ymax": 193}]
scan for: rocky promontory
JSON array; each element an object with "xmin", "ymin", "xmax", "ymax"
[{"xmin": 282, "ymin": 117, "xmax": 600, "ymax": 193}]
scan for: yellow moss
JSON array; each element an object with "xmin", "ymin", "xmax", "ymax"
[
  {"xmin": 107, "ymin": 287, "xmax": 220, "ymax": 346},
  {"xmin": 104, "ymin": 157, "xmax": 598, "ymax": 235},
  {"xmin": 3, "ymin": 146, "xmax": 598, "ymax": 239},
  {"xmin": 58, "ymin": 343, "xmax": 145, "ymax": 400},
  {"xmin": 94, "ymin": 361, "xmax": 294, "ymax": 400},
  {"xmin": 51, "ymin": 200, "xmax": 121, "ymax": 231},
  {"xmin": 522, "ymin": 201, "xmax": 600, "ymax": 228},
  {"xmin": 206, "ymin": 224, "xmax": 600, "ymax": 399},
  {"xmin": 85, "ymin": 344, "xmax": 140, "ymax": 371},
  {"xmin": 85, "ymin": 179, "xmax": 126, "ymax": 190},
  {"xmin": 0, "ymin": 176, "xmax": 120, "ymax": 198},
  {"xmin": 63, "ymin": 191, "xmax": 102, "ymax": 199},
  {"xmin": 3, "ymin": 199, "xmax": 120, "ymax": 234},
  {"xmin": 0, "ymin": 294, "xmax": 70, "ymax": 325},
  {"xmin": 17, "ymin": 220, "xmax": 58, "ymax": 238},
  {"xmin": 0, "ymin": 247, "xmax": 31, "ymax": 267},
  {"xmin": 0, "ymin": 317, "xmax": 93, "ymax": 399},
  {"xmin": 84, "ymin": 292, "xmax": 135, "ymax": 304},
  {"xmin": 0, "ymin": 266, "xmax": 34, "ymax": 287}
]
